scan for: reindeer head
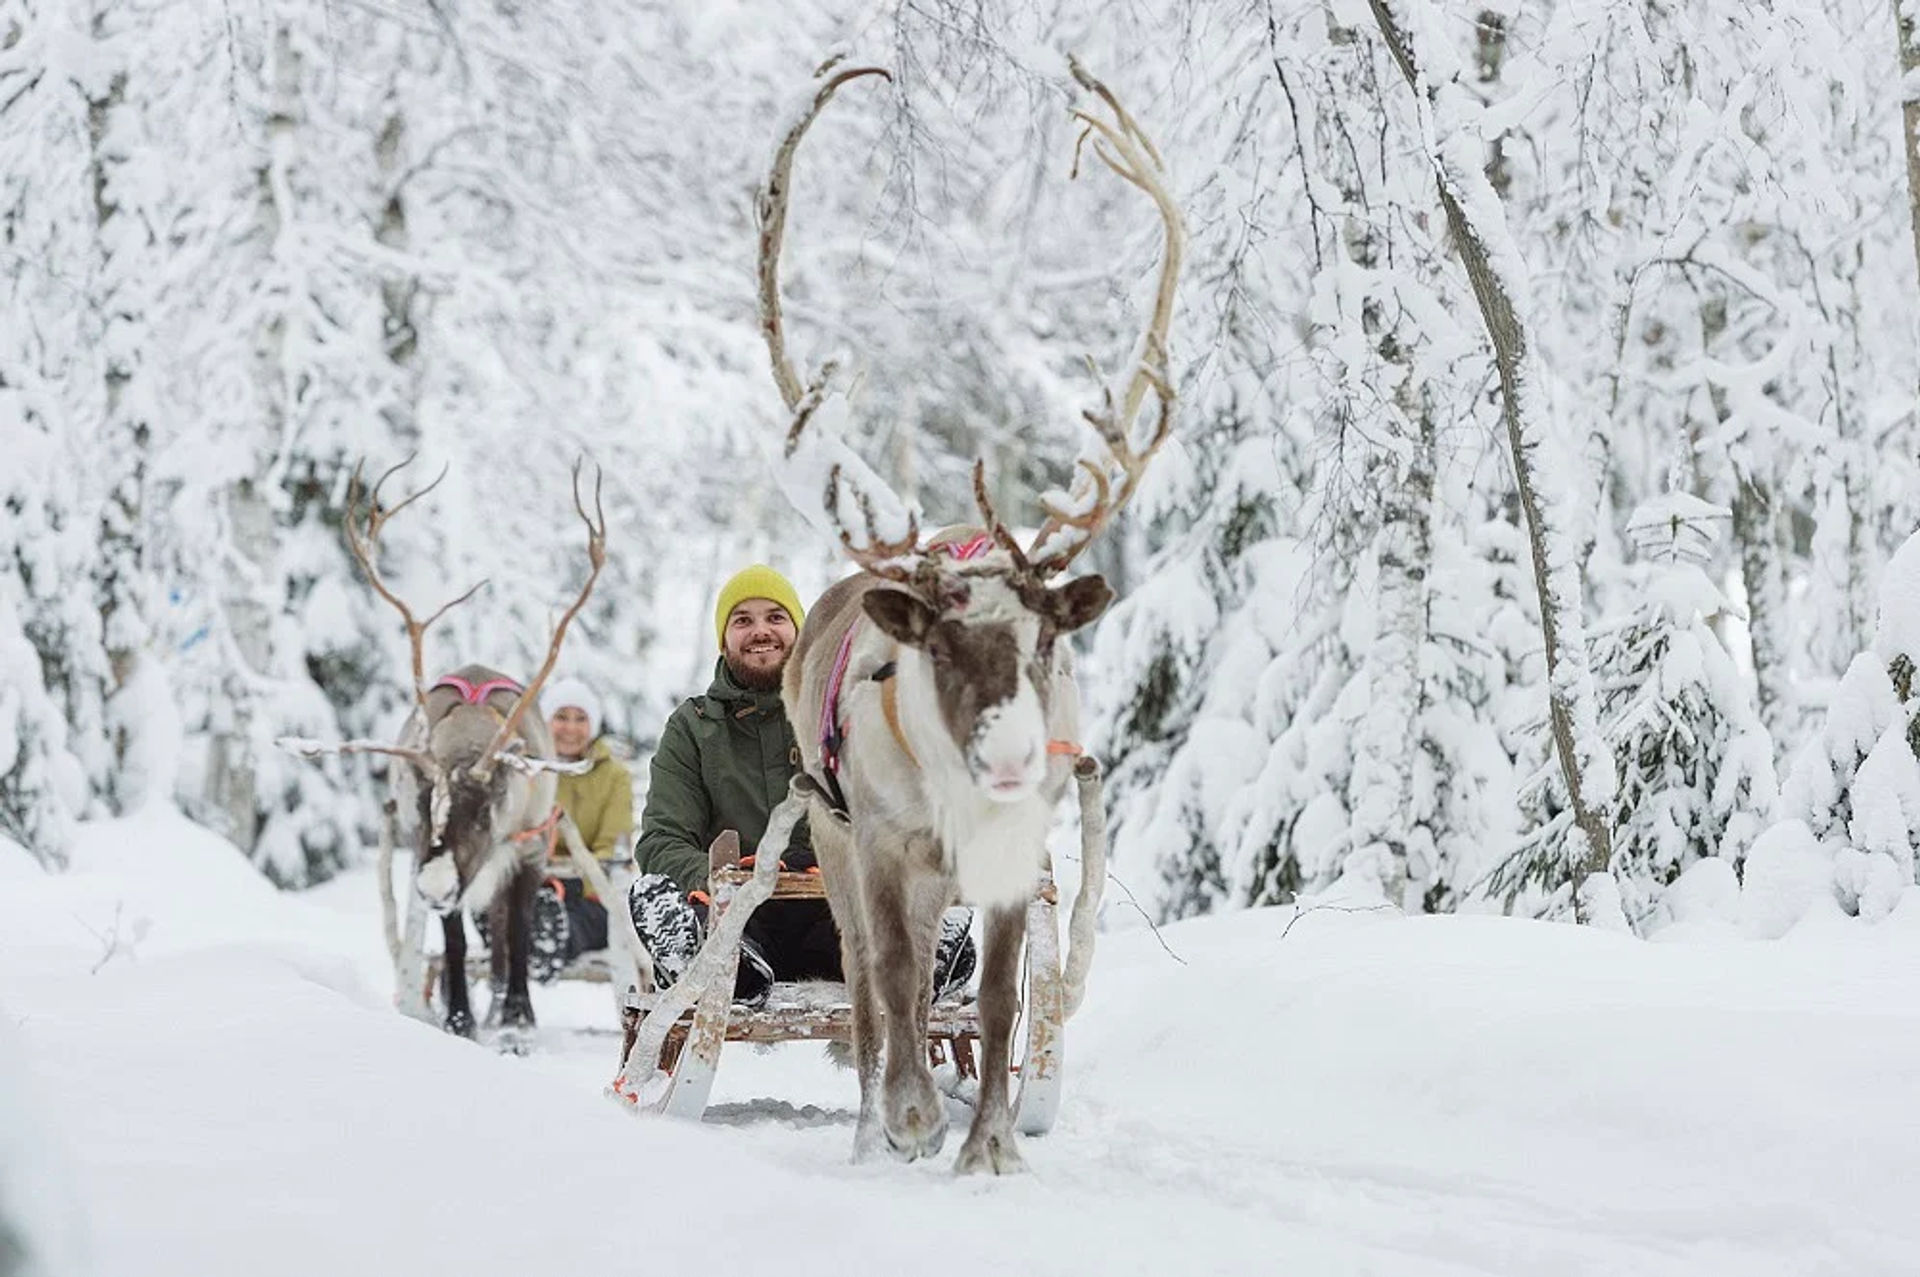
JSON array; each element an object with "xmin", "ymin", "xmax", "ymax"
[
  {"xmin": 408, "ymin": 681, "xmax": 562, "ymax": 912},
  {"xmin": 863, "ymin": 553, "xmax": 1111, "ymax": 800}
]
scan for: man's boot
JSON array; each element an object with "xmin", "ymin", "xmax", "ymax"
[
  {"xmin": 628, "ymin": 874, "xmax": 703, "ymax": 990},
  {"xmin": 931, "ymin": 907, "xmax": 976, "ymax": 1002}
]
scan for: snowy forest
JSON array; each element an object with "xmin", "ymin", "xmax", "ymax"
[
  {"xmin": 8, "ymin": 1, "xmax": 1920, "ymax": 1272},
  {"xmin": 8, "ymin": 0, "xmax": 1920, "ymax": 936}
]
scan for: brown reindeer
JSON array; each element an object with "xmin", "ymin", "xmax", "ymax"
[
  {"xmin": 284, "ymin": 459, "xmax": 606, "ymax": 1043},
  {"xmin": 760, "ymin": 58, "xmax": 1182, "ymax": 1171}
]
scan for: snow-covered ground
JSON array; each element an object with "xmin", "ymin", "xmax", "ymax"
[{"xmin": 3, "ymin": 809, "xmax": 1918, "ymax": 1277}]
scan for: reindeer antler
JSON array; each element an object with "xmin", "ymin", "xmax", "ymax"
[
  {"xmin": 757, "ymin": 58, "xmax": 920, "ymax": 581},
  {"xmin": 1024, "ymin": 57, "xmax": 1185, "ymax": 577},
  {"xmin": 470, "ymin": 461, "xmax": 608, "ymax": 782},
  {"xmin": 345, "ymin": 457, "xmax": 489, "ymax": 714},
  {"xmin": 276, "ymin": 736, "xmax": 442, "ymax": 778}
]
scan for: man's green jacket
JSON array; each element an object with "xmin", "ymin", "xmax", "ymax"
[{"xmin": 633, "ymin": 658, "xmax": 812, "ymax": 895}]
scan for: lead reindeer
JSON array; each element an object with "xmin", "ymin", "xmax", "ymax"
[
  {"xmin": 762, "ymin": 58, "xmax": 1182, "ymax": 1171},
  {"xmin": 285, "ymin": 458, "xmax": 606, "ymax": 1045}
]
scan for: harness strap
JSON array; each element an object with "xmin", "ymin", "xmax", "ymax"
[
  {"xmin": 934, "ymin": 533, "xmax": 995, "ymax": 562},
  {"xmin": 432, "ymin": 674, "xmax": 524, "ymax": 707},
  {"xmin": 509, "ymin": 805, "xmax": 563, "ymax": 856},
  {"xmin": 878, "ymin": 670, "xmax": 919, "ymax": 769}
]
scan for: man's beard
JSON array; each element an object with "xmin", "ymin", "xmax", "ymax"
[{"xmin": 725, "ymin": 648, "xmax": 789, "ymax": 692}]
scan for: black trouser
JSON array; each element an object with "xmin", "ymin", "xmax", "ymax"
[
  {"xmin": 558, "ymin": 883, "xmax": 609, "ymax": 960},
  {"xmin": 742, "ymin": 898, "xmax": 842, "ymax": 981}
]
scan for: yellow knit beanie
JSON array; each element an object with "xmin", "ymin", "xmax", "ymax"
[{"xmin": 714, "ymin": 565, "xmax": 805, "ymax": 648}]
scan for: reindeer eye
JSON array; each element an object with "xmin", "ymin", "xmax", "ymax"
[{"xmin": 926, "ymin": 637, "xmax": 951, "ymax": 665}]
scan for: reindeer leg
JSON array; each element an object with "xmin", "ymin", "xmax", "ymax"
[
  {"xmin": 496, "ymin": 864, "xmax": 539, "ymax": 1049},
  {"xmin": 841, "ymin": 914, "xmax": 885, "ymax": 1163},
  {"xmin": 811, "ymin": 809, "xmax": 884, "ymax": 1161},
  {"xmin": 441, "ymin": 911, "xmax": 475, "ymax": 1038},
  {"xmin": 866, "ymin": 859, "xmax": 946, "ymax": 1161},
  {"xmin": 955, "ymin": 902, "xmax": 1029, "ymax": 1175}
]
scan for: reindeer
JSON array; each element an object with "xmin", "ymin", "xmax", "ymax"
[
  {"xmin": 759, "ymin": 59, "xmax": 1182, "ymax": 1171},
  {"xmin": 284, "ymin": 459, "xmax": 606, "ymax": 1043}
]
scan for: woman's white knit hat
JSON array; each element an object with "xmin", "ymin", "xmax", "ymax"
[{"xmin": 543, "ymin": 677, "xmax": 602, "ymax": 736}]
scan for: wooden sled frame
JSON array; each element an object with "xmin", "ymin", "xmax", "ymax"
[{"xmin": 608, "ymin": 855, "xmax": 1068, "ymax": 1136}]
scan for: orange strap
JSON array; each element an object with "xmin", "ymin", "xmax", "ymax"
[
  {"xmin": 688, "ymin": 889, "xmax": 711, "ymax": 907},
  {"xmin": 1047, "ymin": 740, "xmax": 1082, "ymax": 757},
  {"xmin": 880, "ymin": 676, "xmax": 921, "ymax": 769},
  {"xmin": 511, "ymin": 806, "xmax": 563, "ymax": 854}
]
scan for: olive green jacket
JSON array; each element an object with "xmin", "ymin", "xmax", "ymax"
[
  {"xmin": 555, "ymin": 737, "xmax": 634, "ymax": 869},
  {"xmin": 634, "ymin": 659, "xmax": 812, "ymax": 895}
]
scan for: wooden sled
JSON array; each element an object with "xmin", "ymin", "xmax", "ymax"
[{"xmin": 608, "ymin": 863, "xmax": 1068, "ymax": 1136}]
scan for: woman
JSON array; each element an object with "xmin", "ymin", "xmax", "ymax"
[{"xmin": 532, "ymin": 676, "xmax": 634, "ymax": 977}]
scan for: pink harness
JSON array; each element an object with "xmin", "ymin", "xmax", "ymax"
[{"xmin": 433, "ymin": 674, "xmax": 523, "ymax": 705}]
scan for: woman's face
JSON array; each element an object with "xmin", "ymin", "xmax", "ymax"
[{"xmin": 549, "ymin": 706, "xmax": 593, "ymax": 760}]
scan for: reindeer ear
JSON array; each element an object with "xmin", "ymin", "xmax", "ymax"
[
  {"xmin": 863, "ymin": 588, "xmax": 938, "ymax": 647},
  {"xmin": 1044, "ymin": 575, "xmax": 1114, "ymax": 633}
]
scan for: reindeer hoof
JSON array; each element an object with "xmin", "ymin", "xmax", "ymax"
[
  {"xmin": 498, "ymin": 998, "xmax": 536, "ymax": 1031},
  {"xmin": 882, "ymin": 1098, "xmax": 948, "ymax": 1162},
  {"xmin": 954, "ymin": 1130, "xmax": 1027, "ymax": 1176},
  {"xmin": 494, "ymin": 1024, "xmax": 535, "ymax": 1057},
  {"xmin": 851, "ymin": 1118, "xmax": 885, "ymax": 1165},
  {"xmin": 444, "ymin": 1008, "xmax": 476, "ymax": 1039}
]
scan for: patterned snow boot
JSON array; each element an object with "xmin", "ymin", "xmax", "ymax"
[
  {"xmin": 628, "ymin": 873, "xmax": 703, "ymax": 991},
  {"xmin": 529, "ymin": 880, "xmax": 570, "ymax": 984},
  {"xmin": 931, "ymin": 907, "xmax": 977, "ymax": 1002}
]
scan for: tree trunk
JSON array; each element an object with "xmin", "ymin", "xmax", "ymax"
[
  {"xmin": 205, "ymin": 23, "xmax": 299, "ymax": 854},
  {"xmin": 84, "ymin": 14, "xmax": 152, "ymax": 811},
  {"xmin": 1367, "ymin": 0, "xmax": 1617, "ymax": 899},
  {"xmin": 1894, "ymin": 0, "xmax": 1920, "ymax": 299}
]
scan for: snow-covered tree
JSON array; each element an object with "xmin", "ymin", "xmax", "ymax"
[
  {"xmin": 1772, "ymin": 529, "xmax": 1920, "ymax": 922},
  {"xmin": 1590, "ymin": 494, "xmax": 1776, "ymax": 931}
]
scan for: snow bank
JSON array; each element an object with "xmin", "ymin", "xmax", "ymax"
[{"xmin": 3, "ymin": 809, "xmax": 1918, "ymax": 1276}]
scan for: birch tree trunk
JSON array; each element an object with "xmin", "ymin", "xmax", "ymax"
[
  {"xmin": 84, "ymin": 8, "xmax": 154, "ymax": 811},
  {"xmin": 205, "ymin": 23, "xmax": 299, "ymax": 854},
  {"xmin": 1894, "ymin": 0, "xmax": 1920, "ymax": 297},
  {"xmin": 1366, "ymin": 0, "xmax": 1617, "ymax": 900},
  {"xmin": 374, "ymin": 104, "xmax": 422, "ymax": 446}
]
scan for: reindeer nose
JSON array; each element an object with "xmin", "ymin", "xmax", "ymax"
[{"xmin": 986, "ymin": 744, "xmax": 1040, "ymax": 789}]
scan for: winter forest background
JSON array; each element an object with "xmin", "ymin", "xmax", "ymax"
[{"xmin": 6, "ymin": 0, "xmax": 1920, "ymax": 939}]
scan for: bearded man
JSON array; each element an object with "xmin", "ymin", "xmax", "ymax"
[{"xmin": 628, "ymin": 565, "xmax": 972, "ymax": 1007}]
